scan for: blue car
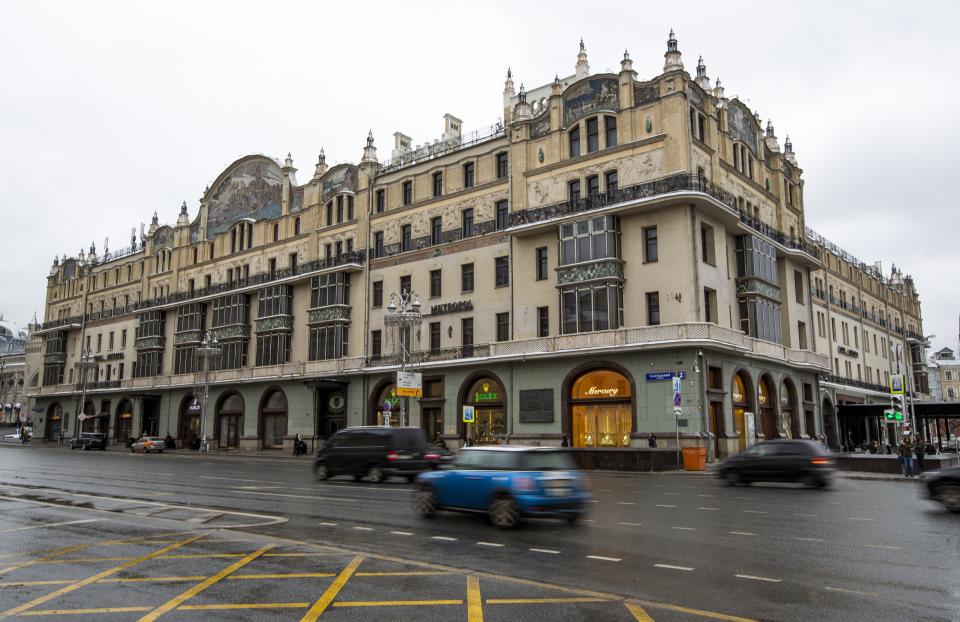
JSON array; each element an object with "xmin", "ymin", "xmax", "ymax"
[{"xmin": 415, "ymin": 446, "xmax": 591, "ymax": 528}]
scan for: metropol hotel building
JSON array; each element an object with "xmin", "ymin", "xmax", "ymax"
[{"xmin": 31, "ymin": 33, "xmax": 925, "ymax": 460}]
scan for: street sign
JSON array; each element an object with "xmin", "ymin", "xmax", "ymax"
[
  {"xmin": 890, "ymin": 374, "xmax": 905, "ymax": 395},
  {"xmin": 77, "ymin": 413, "xmax": 87, "ymax": 422},
  {"xmin": 382, "ymin": 400, "xmax": 392, "ymax": 412},
  {"xmin": 647, "ymin": 371, "xmax": 687, "ymax": 382},
  {"xmin": 672, "ymin": 377, "xmax": 683, "ymax": 393},
  {"xmin": 396, "ymin": 371, "xmax": 423, "ymax": 397},
  {"xmin": 673, "ymin": 406, "xmax": 682, "ymax": 416},
  {"xmin": 673, "ymin": 392, "xmax": 682, "ymax": 407},
  {"xmin": 462, "ymin": 405, "xmax": 475, "ymax": 423}
]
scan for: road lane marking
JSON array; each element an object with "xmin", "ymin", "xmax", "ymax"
[
  {"xmin": 431, "ymin": 536, "xmax": 457, "ymax": 541},
  {"xmin": 825, "ymin": 586, "xmax": 877, "ymax": 596},
  {"xmin": 356, "ymin": 571, "xmax": 453, "ymax": 576},
  {"xmin": 230, "ymin": 573, "xmax": 336, "ymax": 580},
  {"xmin": 476, "ymin": 542, "xmax": 504, "ymax": 548},
  {"xmin": 619, "ymin": 522, "xmax": 643, "ymax": 527},
  {"xmin": 653, "ymin": 564, "xmax": 694, "ymax": 571},
  {"xmin": 0, "ymin": 519, "xmax": 99, "ymax": 534},
  {"xmin": 586, "ymin": 555, "xmax": 622, "ymax": 562},
  {"xmin": 179, "ymin": 603, "xmax": 309, "ymax": 611},
  {"xmin": 697, "ymin": 507, "xmax": 720, "ymax": 511},
  {"xmin": 487, "ymin": 597, "xmax": 611, "ymax": 604},
  {"xmin": 793, "ymin": 537, "xmax": 825, "ymax": 542},
  {"xmin": 352, "ymin": 526, "xmax": 374, "ymax": 531},
  {"xmin": 529, "ymin": 548, "xmax": 560, "ymax": 554},
  {"xmin": 697, "ymin": 494, "xmax": 715, "ymax": 498},
  {"xmin": 390, "ymin": 531, "xmax": 413, "ymax": 536},
  {"xmin": 318, "ymin": 522, "xmax": 338, "ymax": 526},
  {"xmin": 598, "ymin": 489, "xmax": 612, "ymax": 492},
  {"xmin": 728, "ymin": 531, "xmax": 756, "ymax": 536},
  {"xmin": 0, "ymin": 580, "xmax": 74, "ymax": 587},
  {"xmin": 630, "ymin": 599, "xmax": 759, "ymax": 622},
  {"xmin": 467, "ymin": 575, "xmax": 483, "ymax": 622},
  {"xmin": 742, "ymin": 510, "xmax": 767, "ymax": 514},
  {"xmin": 199, "ymin": 476, "xmax": 286, "ymax": 484},
  {"xmin": 671, "ymin": 527, "xmax": 696, "ymax": 531},
  {"xmin": 136, "ymin": 544, "xmax": 275, "ymax": 622},
  {"xmin": 793, "ymin": 513, "xmax": 817, "ymax": 517},
  {"xmin": 300, "ymin": 555, "xmax": 364, "ymax": 622},
  {"xmin": 100, "ymin": 576, "xmax": 206, "ymax": 584},
  {"xmin": 847, "ymin": 517, "xmax": 875, "ymax": 521},
  {"xmin": 0, "ymin": 544, "xmax": 88, "ymax": 575},
  {"xmin": 656, "ymin": 504, "xmax": 677, "ymax": 508},
  {"xmin": 616, "ymin": 502, "xmax": 636, "ymax": 505},
  {"xmin": 234, "ymin": 490, "xmax": 355, "ymax": 502},
  {"xmin": 625, "ymin": 602, "xmax": 655, "ymax": 621},
  {"xmin": 736, "ymin": 574, "xmax": 781, "ymax": 583},
  {"xmin": 663, "ymin": 492, "xmax": 679, "ymax": 495},
  {"xmin": 0, "ymin": 534, "xmax": 204, "ymax": 619},
  {"xmin": 21, "ymin": 607, "xmax": 152, "ymax": 616},
  {"xmin": 335, "ymin": 600, "xmax": 464, "ymax": 607},
  {"xmin": 866, "ymin": 544, "xmax": 901, "ymax": 550}
]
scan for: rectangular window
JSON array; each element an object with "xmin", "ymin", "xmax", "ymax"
[
  {"xmin": 495, "ymin": 256, "xmax": 509, "ymax": 287},
  {"xmin": 376, "ymin": 189, "xmax": 385, "ymax": 213},
  {"xmin": 372, "ymin": 281, "xmax": 383, "ymax": 308},
  {"xmin": 605, "ymin": 170, "xmax": 618, "ymax": 194},
  {"xmin": 462, "ymin": 208, "xmax": 474, "ymax": 238},
  {"xmin": 401, "ymin": 224, "xmax": 412, "ymax": 252},
  {"xmin": 604, "ymin": 115, "xmax": 617, "ymax": 148},
  {"xmin": 704, "ymin": 288, "xmax": 716, "ymax": 323},
  {"xmin": 831, "ymin": 317, "xmax": 836, "ymax": 340},
  {"xmin": 402, "ymin": 181, "xmax": 413, "ymax": 205},
  {"xmin": 569, "ymin": 179, "xmax": 581, "ymax": 202},
  {"xmin": 429, "ymin": 322, "xmax": 441, "ymax": 353},
  {"xmin": 307, "ymin": 323, "xmax": 347, "ymax": 361},
  {"xmin": 121, "ymin": 329, "xmax": 127, "ymax": 348},
  {"xmin": 496, "ymin": 152, "xmax": 508, "ymax": 179},
  {"xmin": 336, "ymin": 195, "xmax": 344, "ymax": 223},
  {"xmin": 461, "ymin": 263, "xmax": 474, "ymax": 293},
  {"xmin": 289, "ymin": 252, "xmax": 298, "ymax": 273},
  {"xmin": 430, "ymin": 269, "xmax": 441, "ymax": 298},
  {"xmin": 97, "ymin": 333, "xmax": 102, "ymax": 352},
  {"xmin": 463, "ymin": 162, "xmax": 475, "ymax": 188},
  {"xmin": 798, "ymin": 321, "xmax": 808, "ymax": 349},
  {"xmin": 646, "ymin": 292, "xmax": 660, "ymax": 326},
  {"xmin": 374, "ymin": 231, "xmax": 384, "ymax": 258},
  {"xmin": 558, "ymin": 216, "xmax": 620, "ymax": 265},
  {"xmin": 794, "ymin": 270, "xmax": 804, "ymax": 304},
  {"xmin": 461, "ymin": 317, "xmax": 474, "ymax": 348},
  {"xmin": 586, "ymin": 117, "xmax": 599, "ymax": 153},
  {"xmin": 569, "ymin": 126, "xmax": 580, "ymax": 157},
  {"xmin": 400, "ymin": 275, "xmax": 411, "ymax": 295},
  {"xmin": 586, "ymin": 174, "xmax": 600, "ymax": 197},
  {"xmin": 700, "ymin": 224, "xmax": 715, "ymax": 264},
  {"xmin": 535, "ymin": 247, "xmax": 548, "ymax": 281},
  {"xmin": 537, "ymin": 306, "xmax": 549, "ymax": 337},
  {"xmin": 432, "ymin": 171, "xmax": 443, "ymax": 197},
  {"xmin": 495, "ymin": 200, "xmax": 509, "ymax": 230},
  {"xmin": 496, "ymin": 312, "xmax": 510, "ymax": 342},
  {"xmin": 109, "ymin": 331, "xmax": 115, "ymax": 350},
  {"xmin": 371, "ymin": 330, "xmax": 382, "ymax": 359},
  {"xmin": 347, "ymin": 195, "xmax": 354, "ymax": 220},
  {"xmin": 268, "ymin": 257, "xmax": 277, "ymax": 276},
  {"xmin": 643, "ymin": 226, "xmax": 658, "ymax": 262}
]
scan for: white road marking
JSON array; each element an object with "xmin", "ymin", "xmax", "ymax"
[
  {"xmin": 662, "ymin": 492, "xmax": 679, "ymax": 496},
  {"xmin": 0, "ymin": 519, "xmax": 99, "ymax": 533},
  {"xmin": 233, "ymin": 490, "xmax": 355, "ymax": 502},
  {"xmin": 390, "ymin": 531, "xmax": 413, "ymax": 536},
  {"xmin": 825, "ymin": 586, "xmax": 877, "ymax": 596},
  {"xmin": 616, "ymin": 502, "xmax": 636, "ymax": 505},
  {"xmin": 735, "ymin": 496, "xmax": 750, "ymax": 500},
  {"xmin": 477, "ymin": 542, "xmax": 504, "ymax": 548},
  {"xmin": 352, "ymin": 526, "xmax": 374, "ymax": 531},
  {"xmin": 697, "ymin": 494, "xmax": 715, "ymax": 498},
  {"xmin": 656, "ymin": 504, "xmax": 677, "ymax": 508},
  {"xmin": 736, "ymin": 574, "xmax": 781, "ymax": 583},
  {"xmin": 200, "ymin": 476, "xmax": 286, "ymax": 485},
  {"xmin": 619, "ymin": 522, "xmax": 643, "ymax": 527},
  {"xmin": 867, "ymin": 544, "xmax": 901, "ymax": 550},
  {"xmin": 847, "ymin": 517, "xmax": 876, "ymax": 521},
  {"xmin": 431, "ymin": 536, "xmax": 457, "ymax": 541},
  {"xmin": 793, "ymin": 537, "xmax": 825, "ymax": 542},
  {"xmin": 529, "ymin": 548, "xmax": 561, "ymax": 554},
  {"xmin": 318, "ymin": 522, "xmax": 338, "ymax": 526},
  {"xmin": 581, "ymin": 519, "xmax": 595, "ymax": 522},
  {"xmin": 587, "ymin": 500, "xmax": 599, "ymax": 503},
  {"xmin": 598, "ymin": 489, "xmax": 612, "ymax": 492},
  {"xmin": 654, "ymin": 564, "xmax": 694, "ymax": 571},
  {"xmin": 793, "ymin": 513, "xmax": 817, "ymax": 517},
  {"xmin": 729, "ymin": 531, "xmax": 756, "ymax": 536},
  {"xmin": 743, "ymin": 510, "xmax": 767, "ymax": 514},
  {"xmin": 671, "ymin": 527, "xmax": 696, "ymax": 531},
  {"xmin": 586, "ymin": 555, "xmax": 621, "ymax": 562},
  {"xmin": 697, "ymin": 507, "xmax": 719, "ymax": 511}
]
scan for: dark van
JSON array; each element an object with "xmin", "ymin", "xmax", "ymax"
[{"xmin": 313, "ymin": 426, "xmax": 431, "ymax": 483}]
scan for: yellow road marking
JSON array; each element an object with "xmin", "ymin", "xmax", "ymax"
[
  {"xmin": 136, "ymin": 544, "xmax": 274, "ymax": 622},
  {"xmin": 161, "ymin": 553, "xmax": 246, "ymax": 559},
  {"xmin": 0, "ymin": 545, "xmax": 87, "ymax": 575},
  {"xmin": 99, "ymin": 576, "xmax": 206, "ymax": 584},
  {"xmin": 333, "ymin": 600, "xmax": 464, "ymax": 607},
  {"xmin": 230, "ymin": 573, "xmax": 335, "ymax": 580},
  {"xmin": 487, "ymin": 597, "xmax": 613, "ymax": 604},
  {"xmin": 36, "ymin": 557, "xmax": 136, "ymax": 565},
  {"xmin": 300, "ymin": 554, "xmax": 363, "ymax": 622},
  {"xmin": 356, "ymin": 570, "xmax": 454, "ymax": 577},
  {"xmin": 631, "ymin": 599, "xmax": 759, "ymax": 622},
  {"xmin": 0, "ymin": 535, "xmax": 204, "ymax": 619},
  {"xmin": 20, "ymin": 607, "xmax": 152, "ymax": 616},
  {"xmin": 467, "ymin": 574, "xmax": 483, "ymax": 622},
  {"xmin": 263, "ymin": 552, "xmax": 342, "ymax": 557},
  {"xmin": 178, "ymin": 603, "xmax": 310, "ymax": 611},
  {"xmin": 626, "ymin": 601, "xmax": 656, "ymax": 621},
  {"xmin": 0, "ymin": 580, "xmax": 72, "ymax": 588}
]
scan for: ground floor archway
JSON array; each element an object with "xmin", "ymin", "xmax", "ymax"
[
  {"xmin": 565, "ymin": 366, "xmax": 633, "ymax": 448},
  {"xmin": 178, "ymin": 394, "xmax": 201, "ymax": 449},
  {"xmin": 215, "ymin": 393, "xmax": 244, "ymax": 449},
  {"xmin": 259, "ymin": 388, "xmax": 288, "ymax": 449},
  {"xmin": 115, "ymin": 399, "xmax": 133, "ymax": 445}
]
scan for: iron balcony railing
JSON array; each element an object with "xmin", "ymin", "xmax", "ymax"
[
  {"xmin": 509, "ymin": 172, "xmax": 820, "ymax": 258},
  {"xmin": 821, "ymin": 373, "xmax": 888, "ymax": 394},
  {"xmin": 367, "ymin": 344, "xmax": 492, "ymax": 367}
]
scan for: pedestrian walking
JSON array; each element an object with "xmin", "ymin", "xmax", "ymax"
[
  {"xmin": 914, "ymin": 441, "xmax": 925, "ymax": 473},
  {"xmin": 648, "ymin": 433, "xmax": 658, "ymax": 448},
  {"xmin": 58, "ymin": 429, "xmax": 64, "ymax": 446},
  {"xmin": 898, "ymin": 437, "xmax": 915, "ymax": 478}
]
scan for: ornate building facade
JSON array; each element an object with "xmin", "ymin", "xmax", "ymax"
[{"xmin": 31, "ymin": 32, "xmax": 924, "ymax": 457}]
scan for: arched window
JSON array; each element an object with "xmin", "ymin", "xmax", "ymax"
[
  {"xmin": 260, "ymin": 389, "xmax": 287, "ymax": 449},
  {"xmin": 294, "ymin": 217, "xmax": 301, "ymax": 235},
  {"xmin": 569, "ymin": 369, "xmax": 632, "ymax": 448},
  {"xmin": 757, "ymin": 375, "xmax": 778, "ymax": 440},
  {"xmin": 273, "ymin": 224, "xmax": 279, "ymax": 242},
  {"xmin": 216, "ymin": 393, "xmax": 244, "ymax": 449},
  {"xmin": 732, "ymin": 371, "xmax": 754, "ymax": 451}
]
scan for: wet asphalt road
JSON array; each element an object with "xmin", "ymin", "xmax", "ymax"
[{"xmin": 0, "ymin": 444, "xmax": 957, "ymax": 622}]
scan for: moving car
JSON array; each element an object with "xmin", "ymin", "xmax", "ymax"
[
  {"xmin": 130, "ymin": 436, "xmax": 165, "ymax": 454},
  {"xmin": 715, "ymin": 439, "xmax": 834, "ymax": 488},
  {"xmin": 313, "ymin": 426, "xmax": 432, "ymax": 483},
  {"xmin": 924, "ymin": 466, "xmax": 960, "ymax": 512},
  {"xmin": 415, "ymin": 446, "xmax": 592, "ymax": 528},
  {"xmin": 70, "ymin": 432, "xmax": 107, "ymax": 450}
]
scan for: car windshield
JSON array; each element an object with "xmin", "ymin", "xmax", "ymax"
[{"xmin": 520, "ymin": 451, "xmax": 576, "ymax": 471}]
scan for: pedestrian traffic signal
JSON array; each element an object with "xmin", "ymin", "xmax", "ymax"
[
  {"xmin": 885, "ymin": 395, "xmax": 904, "ymax": 422},
  {"xmin": 884, "ymin": 410, "xmax": 904, "ymax": 421}
]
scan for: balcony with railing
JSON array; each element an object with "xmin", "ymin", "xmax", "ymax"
[
  {"xmin": 378, "ymin": 123, "xmax": 506, "ymax": 175},
  {"xmin": 821, "ymin": 374, "xmax": 890, "ymax": 395}
]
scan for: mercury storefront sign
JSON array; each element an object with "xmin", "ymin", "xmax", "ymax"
[
  {"xmin": 584, "ymin": 386, "xmax": 619, "ymax": 398},
  {"xmin": 429, "ymin": 300, "xmax": 473, "ymax": 316}
]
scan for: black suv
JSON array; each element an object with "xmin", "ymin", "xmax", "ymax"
[
  {"xmin": 715, "ymin": 439, "xmax": 834, "ymax": 488},
  {"xmin": 70, "ymin": 432, "xmax": 107, "ymax": 451},
  {"xmin": 313, "ymin": 427, "xmax": 431, "ymax": 483}
]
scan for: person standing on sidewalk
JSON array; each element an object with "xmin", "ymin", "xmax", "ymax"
[
  {"xmin": 898, "ymin": 437, "xmax": 915, "ymax": 478},
  {"xmin": 914, "ymin": 440, "xmax": 926, "ymax": 474}
]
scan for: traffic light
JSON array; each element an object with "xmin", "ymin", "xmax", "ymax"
[{"xmin": 885, "ymin": 395, "xmax": 904, "ymax": 422}]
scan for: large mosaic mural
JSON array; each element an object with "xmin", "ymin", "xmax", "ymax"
[
  {"xmin": 320, "ymin": 165, "xmax": 358, "ymax": 204},
  {"xmin": 727, "ymin": 100, "xmax": 759, "ymax": 155},
  {"xmin": 153, "ymin": 226, "xmax": 174, "ymax": 249},
  {"xmin": 633, "ymin": 82, "xmax": 659, "ymax": 107},
  {"xmin": 563, "ymin": 78, "xmax": 618, "ymax": 127},
  {"xmin": 206, "ymin": 157, "xmax": 284, "ymax": 238}
]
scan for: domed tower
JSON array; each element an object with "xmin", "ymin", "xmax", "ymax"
[{"xmin": 663, "ymin": 29, "xmax": 683, "ymax": 73}]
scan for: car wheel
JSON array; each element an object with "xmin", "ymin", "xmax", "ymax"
[
  {"xmin": 367, "ymin": 465, "xmax": 384, "ymax": 484},
  {"xmin": 489, "ymin": 496, "xmax": 519, "ymax": 529},
  {"xmin": 724, "ymin": 470, "xmax": 743, "ymax": 486},
  {"xmin": 130, "ymin": 447, "xmax": 135, "ymax": 453},
  {"xmin": 416, "ymin": 487, "xmax": 438, "ymax": 518},
  {"xmin": 938, "ymin": 483, "xmax": 960, "ymax": 512},
  {"xmin": 313, "ymin": 462, "xmax": 329, "ymax": 481},
  {"xmin": 802, "ymin": 473, "xmax": 824, "ymax": 489}
]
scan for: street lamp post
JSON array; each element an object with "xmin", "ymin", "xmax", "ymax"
[
  {"xmin": 385, "ymin": 290, "xmax": 422, "ymax": 427},
  {"xmin": 74, "ymin": 348, "xmax": 95, "ymax": 441},
  {"xmin": 196, "ymin": 333, "xmax": 222, "ymax": 453},
  {"xmin": 0, "ymin": 359, "xmax": 7, "ymax": 425}
]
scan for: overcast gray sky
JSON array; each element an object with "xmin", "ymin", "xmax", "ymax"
[{"xmin": 2, "ymin": 1, "xmax": 957, "ymax": 352}]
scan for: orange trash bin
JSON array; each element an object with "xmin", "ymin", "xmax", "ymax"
[{"xmin": 682, "ymin": 447, "xmax": 707, "ymax": 471}]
